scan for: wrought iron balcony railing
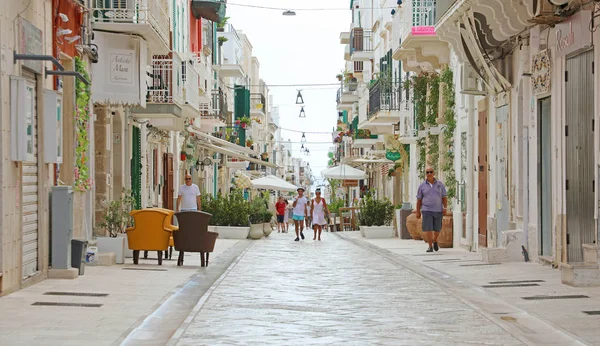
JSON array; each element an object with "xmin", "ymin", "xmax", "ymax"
[
  {"xmin": 350, "ymin": 28, "xmax": 374, "ymax": 54},
  {"xmin": 146, "ymin": 53, "xmax": 184, "ymax": 105},
  {"xmin": 91, "ymin": 0, "xmax": 170, "ymax": 48},
  {"xmin": 368, "ymin": 80, "xmax": 402, "ymax": 119},
  {"xmin": 210, "ymin": 90, "xmax": 228, "ymax": 122}
]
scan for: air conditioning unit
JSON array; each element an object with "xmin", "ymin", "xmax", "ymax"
[
  {"xmin": 460, "ymin": 64, "xmax": 486, "ymax": 96},
  {"xmin": 529, "ymin": 0, "xmax": 565, "ymax": 24}
]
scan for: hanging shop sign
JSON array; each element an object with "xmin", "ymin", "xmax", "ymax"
[{"xmin": 554, "ymin": 10, "xmax": 592, "ymax": 58}]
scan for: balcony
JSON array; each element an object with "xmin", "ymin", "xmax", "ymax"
[
  {"xmin": 352, "ymin": 129, "xmax": 381, "ymax": 148},
  {"xmin": 392, "ymin": 1, "xmax": 449, "ymax": 71},
  {"xmin": 336, "ymin": 79, "xmax": 359, "ymax": 111},
  {"xmin": 350, "ymin": 28, "xmax": 374, "ymax": 61},
  {"xmin": 91, "ymin": 0, "xmax": 170, "ymax": 53},
  {"xmin": 215, "ymin": 25, "xmax": 246, "ymax": 79},
  {"xmin": 191, "ymin": 0, "xmax": 226, "ymax": 22},
  {"xmin": 340, "ymin": 31, "xmax": 350, "ymax": 44},
  {"xmin": 198, "ymin": 90, "xmax": 228, "ymax": 132},
  {"xmin": 358, "ymin": 80, "xmax": 402, "ymax": 134},
  {"xmin": 131, "ymin": 53, "xmax": 199, "ymax": 129},
  {"xmin": 250, "ymin": 93, "xmax": 267, "ymax": 117}
]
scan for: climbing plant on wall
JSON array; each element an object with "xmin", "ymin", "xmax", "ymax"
[
  {"xmin": 440, "ymin": 68, "xmax": 457, "ymax": 199},
  {"xmin": 74, "ymin": 57, "xmax": 93, "ymax": 192},
  {"xmin": 425, "ymin": 73, "xmax": 440, "ymax": 173},
  {"xmin": 410, "ymin": 73, "xmax": 428, "ymax": 179}
]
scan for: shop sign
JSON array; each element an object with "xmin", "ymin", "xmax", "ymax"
[{"xmin": 554, "ymin": 10, "xmax": 592, "ymax": 58}]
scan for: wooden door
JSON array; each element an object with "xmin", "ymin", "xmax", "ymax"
[
  {"xmin": 478, "ymin": 109, "xmax": 488, "ymax": 247},
  {"xmin": 163, "ymin": 153, "xmax": 174, "ymax": 210}
]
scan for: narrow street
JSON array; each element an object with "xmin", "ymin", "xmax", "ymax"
[{"xmin": 154, "ymin": 233, "xmax": 522, "ymax": 346}]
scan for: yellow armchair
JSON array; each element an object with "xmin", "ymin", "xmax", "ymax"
[{"xmin": 126, "ymin": 209, "xmax": 179, "ymax": 265}]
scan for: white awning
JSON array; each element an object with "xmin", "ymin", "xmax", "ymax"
[
  {"xmin": 189, "ymin": 126, "xmax": 257, "ymax": 156},
  {"xmin": 188, "ymin": 127, "xmax": 279, "ymax": 168}
]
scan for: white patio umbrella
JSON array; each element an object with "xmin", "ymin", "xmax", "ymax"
[
  {"xmin": 251, "ymin": 175, "xmax": 298, "ymax": 192},
  {"xmin": 321, "ymin": 164, "xmax": 367, "ymax": 180}
]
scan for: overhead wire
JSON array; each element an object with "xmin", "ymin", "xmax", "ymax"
[{"xmin": 226, "ymin": 2, "xmax": 396, "ymax": 11}]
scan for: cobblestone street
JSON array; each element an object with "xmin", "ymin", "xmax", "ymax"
[{"xmin": 170, "ymin": 233, "xmax": 524, "ymax": 346}]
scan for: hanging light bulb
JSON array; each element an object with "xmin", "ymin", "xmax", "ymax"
[
  {"xmin": 296, "ymin": 90, "xmax": 304, "ymax": 104},
  {"xmin": 301, "ymin": 132, "xmax": 306, "ymax": 143},
  {"xmin": 299, "ymin": 106, "xmax": 306, "ymax": 118},
  {"xmin": 301, "ymin": 143, "xmax": 305, "ymax": 150}
]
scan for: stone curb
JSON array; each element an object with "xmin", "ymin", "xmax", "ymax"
[
  {"xmin": 337, "ymin": 233, "xmax": 591, "ymax": 346},
  {"xmin": 115, "ymin": 240, "xmax": 253, "ymax": 346}
]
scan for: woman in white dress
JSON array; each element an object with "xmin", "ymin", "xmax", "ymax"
[
  {"xmin": 310, "ymin": 188, "xmax": 329, "ymax": 241},
  {"xmin": 283, "ymin": 199, "xmax": 290, "ymax": 232}
]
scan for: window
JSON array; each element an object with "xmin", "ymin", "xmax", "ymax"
[
  {"xmin": 56, "ymin": 95, "xmax": 63, "ymax": 162},
  {"xmin": 25, "ymin": 82, "xmax": 35, "ymax": 160}
]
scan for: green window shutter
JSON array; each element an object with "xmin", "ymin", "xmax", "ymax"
[
  {"xmin": 234, "ymin": 86, "xmax": 250, "ymax": 119},
  {"xmin": 352, "ymin": 116, "xmax": 358, "ymax": 131},
  {"xmin": 131, "ymin": 126, "xmax": 142, "ymax": 209},
  {"xmin": 343, "ymin": 110, "xmax": 348, "ymax": 123}
]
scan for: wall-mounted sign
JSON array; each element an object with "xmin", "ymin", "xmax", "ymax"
[
  {"xmin": 554, "ymin": 10, "xmax": 592, "ymax": 58},
  {"xmin": 18, "ymin": 18, "xmax": 43, "ymax": 74},
  {"xmin": 385, "ymin": 151, "xmax": 401, "ymax": 162},
  {"xmin": 342, "ymin": 180, "xmax": 359, "ymax": 187},
  {"xmin": 92, "ymin": 32, "xmax": 146, "ymax": 106},
  {"xmin": 412, "ymin": 26, "xmax": 435, "ymax": 36},
  {"xmin": 109, "ymin": 50, "xmax": 134, "ymax": 85}
]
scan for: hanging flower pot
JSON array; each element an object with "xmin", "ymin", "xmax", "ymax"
[{"xmin": 180, "ymin": 151, "xmax": 187, "ymax": 161}]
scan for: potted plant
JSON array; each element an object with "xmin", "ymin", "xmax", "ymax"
[
  {"xmin": 216, "ymin": 190, "xmax": 251, "ymax": 239},
  {"xmin": 217, "ymin": 36, "xmax": 228, "ymax": 45},
  {"xmin": 249, "ymin": 197, "xmax": 265, "ymax": 239},
  {"xmin": 336, "ymin": 73, "xmax": 343, "ymax": 81},
  {"xmin": 97, "ymin": 189, "xmax": 135, "ymax": 264},
  {"xmin": 246, "ymin": 139, "xmax": 254, "ymax": 147},
  {"xmin": 262, "ymin": 210, "xmax": 274, "ymax": 236},
  {"xmin": 216, "ymin": 16, "xmax": 229, "ymax": 32},
  {"xmin": 180, "ymin": 151, "xmax": 187, "ymax": 161},
  {"xmin": 358, "ymin": 192, "xmax": 395, "ymax": 239}
]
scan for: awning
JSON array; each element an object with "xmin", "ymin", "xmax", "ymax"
[
  {"xmin": 187, "ymin": 126, "xmax": 278, "ymax": 168},
  {"xmin": 189, "ymin": 126, "xmax": 256, "ymax": 156}
]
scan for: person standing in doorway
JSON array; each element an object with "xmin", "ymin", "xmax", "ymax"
[
  {"xmin": 310, "ymin": 188, "xmax": 329, "ymax": 241},
  {"xmin": 275, "ymin": 196, "xmax": 287, "ymax": 233},
  {"xmin": 176, "ymin": 174, "xmax": 201, "ymax": 212},
  {"xmin": 292, "ymin": 187, "xmax": 309, "ymax": 242},
  {"xmin": 416, "ymin": 166, "xmax": 447, "ymax": 252}
]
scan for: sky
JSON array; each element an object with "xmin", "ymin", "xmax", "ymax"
[{"xmin": 226, "ymin": 0, "xmax": 351, "ymax": 188}]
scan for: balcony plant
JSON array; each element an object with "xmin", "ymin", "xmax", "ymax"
[
  {"xmin": 246, "ymin": 139, "xmax": 254, "ymax": 147},
  {"xmin": 217, "ymin": 36, "xmax": 228, "ymax": 45},
  {"xmin": 180, "ymin": 151, "xmax": 187, "ymax": 161},
  {"xmin": 358, "ymin": 192, "xmax": 395, "ymax": 239},
  {"xmin": 216, "ymin": 16, "xmax": 229, "ymax": 32},
  {"xmin": 336, "ymin": 73, "xmax": 343, "ymax": 81}
]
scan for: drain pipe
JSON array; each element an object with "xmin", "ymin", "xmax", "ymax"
[{"xmin": 466, "ymin": 94, "xmax": 475, "ymax": 251}]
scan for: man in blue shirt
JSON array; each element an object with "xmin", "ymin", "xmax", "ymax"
[{"xmin": 416, "ymin": 166, "xmax": 448, "ymax": 252}]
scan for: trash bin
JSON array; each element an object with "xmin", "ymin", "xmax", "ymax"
[{"xmin": 71, "ymin": 239, "xmax": 88, "ymax": 275}]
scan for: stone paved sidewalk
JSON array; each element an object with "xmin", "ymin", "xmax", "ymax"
[
  {"xmin": 341, "ymin": 231, "xmax": 600, "ymax": 346},
  {"xmin": 172, "ymin": 232, "xmax": 530, "ymax": 346},
  {"xmin": 0, "ymin": 239, "xmax": 247, "ymax": 346}
]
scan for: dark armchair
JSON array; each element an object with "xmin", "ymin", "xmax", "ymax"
[{"xmin": 173, "ymin": 211, "xmax": 218, "ymax": 267}]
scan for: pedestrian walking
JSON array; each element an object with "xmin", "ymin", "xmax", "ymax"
[
  {"xmin": 275, "ymin": 196, "xmax": 287, "ymax": 233},
  {"xmin": 283, "ymin": 199, "xmax": 290, "ymax": 232},
  {"xmin": 416, "ymin": 166, "xmax": 448, "ymax": 252},
  {"xmin": 176, "ymin": 174, "xmax": 201, "ymax": 212},
  {"xmin": 292, "ymin": 187, "xmax": 309, "ymax": 241},
  {"xmin": 310, "ymin": 188, "xmax": 329, "ymax": 241}
]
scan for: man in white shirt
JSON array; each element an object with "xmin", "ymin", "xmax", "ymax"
[
  {"xmin": 292, "ymin": 187, "xmax": 309, "ymax": 242},
  {"xmin": 176, "ymin": 174, "xmax": 201, "ymax": 211}
]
